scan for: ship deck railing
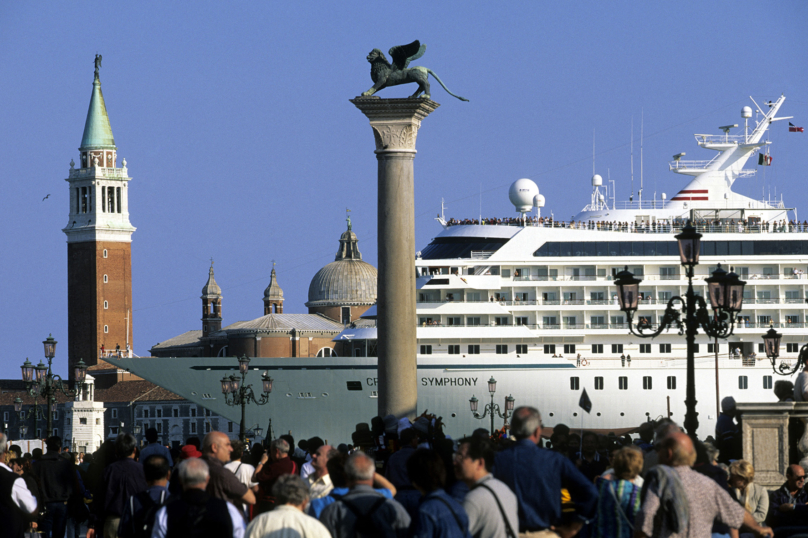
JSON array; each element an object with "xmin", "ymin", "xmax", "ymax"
[
  {"xmin": 418, "ymin": 295, "xmax": 807, "ymax": 306},
  {"xmin": 417, "ymin": 321, "xmax": 808, "ymax": 330},
  {"xmin": 445, "ymin": 220, "xmax": 803, "ymax": 234},
  {"xmin": 694, "ymin": 133, "xmax": 749, "ymax": 145}
]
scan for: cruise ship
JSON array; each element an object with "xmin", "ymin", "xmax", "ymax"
[{"xmin": 118, "ymin": 95, "xmax": 805, "ymax": 443}]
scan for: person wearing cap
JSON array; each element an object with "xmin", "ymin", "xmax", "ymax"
[{"xmin": 139, "ymin": 428, "xmax": 173, "ymax": 468}]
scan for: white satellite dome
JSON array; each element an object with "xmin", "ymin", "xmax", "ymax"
[
  {"xmin": 742, "ymin": 106, "xmax": 753, "ymax": 118},
  {"xmin": 592, "ymin": 174, "xmax": 603, "ymax": 186},
  {"xmin": 509, "ymin": 178, "xmax": 539, "ymax": 212},
  {"xmin": 533, "ymin": 193, "xmax": 545, "ymax": 208}
]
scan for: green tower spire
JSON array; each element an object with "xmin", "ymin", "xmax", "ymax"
[{"xmin": 80, "ymin": 68, "xmax": 115, "ymax": 150}]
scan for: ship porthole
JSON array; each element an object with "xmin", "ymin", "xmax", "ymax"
[
  {"xmin": 322, "ymin": 393, "xmax": 328, "ymax": 397},
  {"xmin": 620, "ymin": 412, "xmax": 625, "ymax": 416},
  {"xmin": 286, "ymin": 393, "xmax": 292, "ymax": 397},
  {"xmin": 549, "ymin": 413, "xmax": 554, "ymax": 417},
  {"xmin": 573, "ymin": 412, "xmax": 578, "ymax": 417},
  {"xmin": 596, "ymin": 412, "xmax": 601, "ymax": 416},
  {"xmin": 451, "ymin": 413, "xmax": 456, "ymax": 418}
]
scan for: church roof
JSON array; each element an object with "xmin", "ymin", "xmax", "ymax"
[
  {"xmin": 80, "ymin": 72, "xmax": 116, "ymax": 149},
  {"xmin": 226, "ymin": 313, "xmax": 344, "ymax": 333},
  {"xmin": 152, "ymin": 330, "xmax": 204, "ymax": 349},
  {"xmin": 307, "ymin": 223, "xmax": 377, "ymax": 307}
]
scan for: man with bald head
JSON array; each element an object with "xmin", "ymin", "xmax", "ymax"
[
  {"xmin": 306, "ymin": 445, "xmax": 335, "ymax": 500},
  {"xmin": 637, "ymin": 432, "xmax": 773, "ymax": 538},
  {"xmin": 769, "ymin": 463, "xmax": 808, "ymax": 530},
  {"xmin": 319, "ymin": 452, "xmax": 410, "ymax": 538},
  {"xmin": 201, "ymin": 431, "xmax": 256, "ymax": 508}
]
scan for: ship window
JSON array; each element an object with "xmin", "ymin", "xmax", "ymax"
[
  {"xmin": 346, "ymin": 381, "xmax": 363, "ymax": 391},
  {"xmin": 758, "ymin": 343, "xmax": 766, "ymax": 353},
  {"xmin": 642, "ymin": 376, "xmax": 653, "ymax": 390},
  {"xmin": 591, "ymin": 344, "xmax": 603, "ymax": 354},
  {"xmin": 496, "ymin": 345, "xmax": 508, "ymax": 355},
  {"xmin": 468, "ymin": 345, "xmax": 480, "ymax": 355},
  {"xmin": 515, "ymin": 317, "xmax": 528, "ymax": 326},
  {"xmin": 544, "ymin": 344, "xmax": 556, "ymax": 354},
  {"xmin": 618, "ymin": 377, "xmax": 628, "ymax": 390},
  {"xmin": 570, "ymin": 377, "xmax": 580, "ymax": 391},
  {"xmin": 594, "ymin": 377, "xmax": 604, "ymax": 390},
  {"xmin": 448, "ymin": 345, "xmax": 460, "ymax": 354},
  {"xmin": 787, "ymin": 343, "xmax": 800, "ymax": 353},
  {"xmin": 708, "ymin": 343, "xmax": 720, "ymax": 353},
  {"xmin": 693, "ymin": 343, "xmax": 699, "ymax": 353},
  {"xmin": 420, "ymin": 345, "xmax": 433, "ymax": 355},
  {"xmin": 763, "ymin": 376, "xmax": 773, "ymax": 390},
  {"xmin": 564, "ymin": 344, "xmax": 576, "ymax": 354},
  {"xmin": 466, "ymin": 317, "xmax": 481, "ymax": 326},
  {"xmin": 729, "ymin": 242, "xmax": 742, "ymax": 256},
  {"xmin": 516, "ymin": 344, "xmax": 528, "ymax": 354},
  {"xmin": 738, "ymin": 376, "xmax": 748, "ymax": 390},
  {"xmin": 659, "ymin": 344, "xmax": 671, "ymax": 353},
  {"xmin": 611, "ymin": 344, "xmax": 623, "ymax": 354},
  {"xmin": 667, "ymin": 376, "xmax": 677, "ymax": 390}
]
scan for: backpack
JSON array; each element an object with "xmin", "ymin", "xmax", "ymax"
[
  {"xmin": 339, "ymin": 496, "xmax": 387, "ymax": 538},
  {"xmin": 128, "ymin": 490, "xmax": 167, "ymax": 538}
]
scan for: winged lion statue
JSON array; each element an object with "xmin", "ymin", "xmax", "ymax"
[{"xmin": 361, "ymin": 40, "xmax": 468, "ymax": 102}]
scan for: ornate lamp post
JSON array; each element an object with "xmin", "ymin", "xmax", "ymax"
[
  {"xmin": 468, "ymin": 377, "xmax": 515, "ymax": 435},
  {"xmin": 613, "ymin": 223, "xmax": 746, "ymax": 437},
  {"xmin": 20, "ymin": 335, "xmax": 87, "ymax": 439},
  {"xmin": 221, "ymin": 355, "xmax": 273, "ymax": 441},
  {"xmin": 762, "ymin": 327, "xmax": 808, "ymax": 375}
]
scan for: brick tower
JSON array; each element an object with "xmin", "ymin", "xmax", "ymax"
[{"xmin": 63, "ymin": 58, "xmax": 136, "ymax": 380}]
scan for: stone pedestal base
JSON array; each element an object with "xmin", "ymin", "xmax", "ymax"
[
  {"xmin": 351, "ymin": 97, "xmax": 439, "ymax": 420},
  {"xmin": 737, "ymin": 402, "xmax": 808, "ymax": 489}
]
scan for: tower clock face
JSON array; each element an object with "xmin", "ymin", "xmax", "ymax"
[{"xmin": 106, "ymin": 152, "xmax": 112, "ymax": 166}]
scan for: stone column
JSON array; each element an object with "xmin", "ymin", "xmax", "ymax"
[{"xmin": 351, "ymin": 97, "xmax": 439, "ymax": 420}]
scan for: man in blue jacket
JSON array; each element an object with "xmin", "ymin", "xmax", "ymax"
[{"xmin": 494, "ymin": 406, "xmax": 598, "ymax": 536}]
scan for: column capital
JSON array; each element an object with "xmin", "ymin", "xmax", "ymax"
[{"xmin": 351, "ymin": 97, "xmax": 439, "ymax": 153}]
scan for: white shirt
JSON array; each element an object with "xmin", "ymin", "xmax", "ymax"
[
  {"xmin": 300, "ymin": 461, "xmax": 315, "ymax": 480},
  {"xmin": 306, "ymin": 472, "xmax": 333, "ymax": 500},
  {"xmin": 151, "ymin": 496, "xmax": 245, "ymax": 538},
  {"xmin": 245, "ymin": 504, "xmax": 331, "ymax": 538},
  {"xmin": 0, "ymin": 462, "xmax": 37, "ymax": 514},
  {"xmin": 225, "ymin": 460, "xmax": 258, "ymax": 488}
]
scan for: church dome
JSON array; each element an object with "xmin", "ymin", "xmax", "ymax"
[{"xmin": 306, "ymin": 221, "xmax": 377, "ymax": 308}]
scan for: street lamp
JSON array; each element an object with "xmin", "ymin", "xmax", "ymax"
[
  {"xmin": 761, "ymin": 327, "xmax": 808, "ymax": 375},
  {"xmin": 614, "ymin": 223, "xmax": 746, "ymax": 438},
  {"xmin": 220, "ymin": 355, "xmax": 273, "ymax": 442},
  {"xmin": 20, "ymin": 334, "xmax": 88, "ymax": 438},
  {"xmin": 469, "ymin": 376, "xmax": 515, "ymax": 435}
]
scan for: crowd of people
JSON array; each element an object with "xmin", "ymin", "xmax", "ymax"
[
  {"xmin": 1, "ymin": 397, "xmax": 806, "ymax": 538},
  {"xmin": 445, "ymin": 215, "xmax": 808, "ymax": 235}
]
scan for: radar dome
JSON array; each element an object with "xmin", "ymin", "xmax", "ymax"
[
  {"xmin": 592, "ymin": 174, "xmax": 603, "ymax": 186},
  {"xmin": 509, "ymin": 178, "xmax": 539, "ymax": 212},
  {"xmin": 742, "ymin": 106, "xmax": 753, "ymax": 118},
  {"xmin": 533, "ymin": 194, "xmax": 545, "ymax": 208}
]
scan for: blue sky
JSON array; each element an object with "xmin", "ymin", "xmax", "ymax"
[{"xmin": 1, "ymin": 1, "xmax": 806, "ymax": 379}]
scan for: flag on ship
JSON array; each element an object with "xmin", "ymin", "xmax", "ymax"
[
  {"xmin": 790, "ymin": 122, "xmax": 804, "ymax": 133},
  {"xmin": 578, "ymin": 388, "xmax": 592, "ymax": 414},
  {"xmin": 758, "ymin": 153, "xmax": 773, "ymax": 166}
]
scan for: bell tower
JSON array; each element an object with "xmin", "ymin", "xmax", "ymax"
[
  {"xmin": 201, "ymin": 261, "xmax": 223, "ymax": 337},
  {"xmin": 263, "ymin": 263, "xmax": 284, "ymax": 314},
  {"xmin": 63, "ymin": 56, "xmax": 136, "ymax": 379}
]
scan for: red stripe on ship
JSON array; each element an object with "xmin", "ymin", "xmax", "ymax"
[
  {"xmin": 671, "ymin": 196, "xmax": 709, "ymax": 201},
  {"xmin": 677, "ymin": 190, "xmax": 708, "ymax": 194}
]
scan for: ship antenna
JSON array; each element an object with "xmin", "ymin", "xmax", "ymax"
[
  {"xmin": 640, "ymin": 108, "xmax": 644, "ymax": 203},
  {"xmin": 630, "ymin": 116, "xmax": 634, "ymax": 203},
  {"xmin": 592, "ymin": 128, "xmax": 596, "ymax": 176}
]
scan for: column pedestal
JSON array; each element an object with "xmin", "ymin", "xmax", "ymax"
[{"xmin": 351, "ymin": 97, "xmax": 439, "ymax": 420}]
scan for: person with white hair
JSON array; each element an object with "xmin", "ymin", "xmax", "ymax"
[
  {"xmin": 151, "ymin": 458, "xmax": 244, "ymax": 538},
  {"xmin": 245, "ymin": 474, "xmax": 330, "ymax": 538},
  {"xmin": 0, "ymin": 432, "xmax": 38, "ymax": 538}
]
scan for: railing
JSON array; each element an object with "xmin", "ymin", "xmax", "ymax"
[
  {"xmin": 418, "ymin": 296, "xmax": 806, "ymax": 306},
  {"xmin": 695, "ymin": 134, "xmax": 748, "ymax": 145},
  {"xmin": 669, "ymin": 158, "xmax": 717, "ymax": 171},
  {"xmin": 70, "ymin": 167, "xmax": 129, "ymax": 179},
  {"xmin": 470, "ymin": 251, "xmax": 495, "ymax": 259}
]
